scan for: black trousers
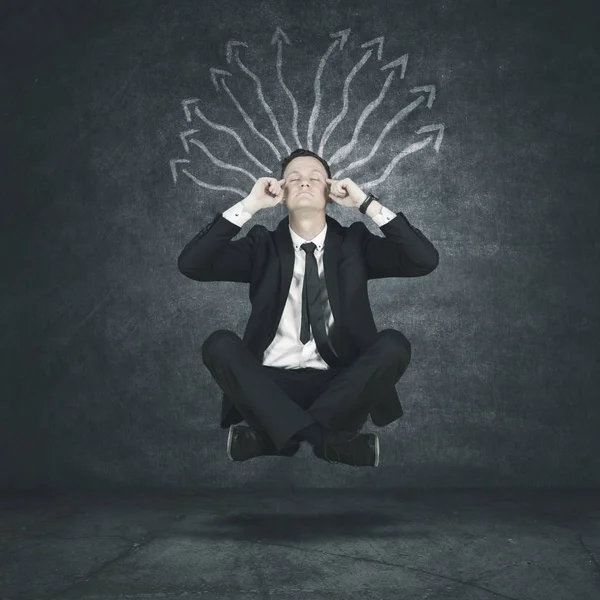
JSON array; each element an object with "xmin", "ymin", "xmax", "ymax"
[{"xmin": 202, "ymin": 329, "xmax": 411, "ymax": 452}]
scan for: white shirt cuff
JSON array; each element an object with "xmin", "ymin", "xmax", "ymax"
[
  {"xmin": 222, "ymin": 201, "xmax": 253, "ymax": 227},
  {"xmin": 371, "ymin": 205, "xmax": 397, "ymax": 227}
]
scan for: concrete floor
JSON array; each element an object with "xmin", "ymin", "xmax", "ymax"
[{"xmin": 1, "ymin": 488, "xmax": 598, "ymax": 599}]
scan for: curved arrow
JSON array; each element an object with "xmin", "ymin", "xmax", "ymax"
[
  {"xmin": 416, "ymin": 124, "xmax": 444, "ymax": 152},
  {"xmin": 306, "ymin": 29, "xmax": 351, "ymax": 151}
]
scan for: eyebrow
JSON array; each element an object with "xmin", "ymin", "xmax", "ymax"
[{"xmin": 287, "ymin": 170, "xmax": 323, "ymax": 176}]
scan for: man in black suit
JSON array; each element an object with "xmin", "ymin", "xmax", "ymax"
[{"xmin": 177, "ymin": 149, "xmax": 439, "ymax": 467}]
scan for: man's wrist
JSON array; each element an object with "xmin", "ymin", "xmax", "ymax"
[
  {"xmin": 241, "ymin": 196, "xmax": 262, "ymax": 215},
  {"xmin": 365, "ymin": 199, "xmax": 382, "ymax": 218},
  {"xmin": 357, "ymin": 192, "xmax": 382, "ymax": 218},
  {"xmin": 356, "ymin": 192, "xmax": 368, "ymax": 209}
]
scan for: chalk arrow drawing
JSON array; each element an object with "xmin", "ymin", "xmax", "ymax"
[
  {"xmin": 180, "ymin": 100, "xmax": 272, "ymax": 172},
  {"xmin": 416, "ymin": 123, "xmax": 445, "ymax": 152},
  {"xmin": 410, "ymin": 85, "xmax": 436, "ymax": 109},
  {"xmin": 170, "ymin": 159, "xmax": 190, "ymax": 184},
  {"xmin": 210, "ymin": 68, "xmax": 233, "ymax": 91},
  {"xmin": 225, "ymin": 40, "xmax": 291, "ymax": 157},
  {"xmin": 328, "ymin": 52, "xmax": 410, "ymax": 166},
  {"xmin": 182, "ymin": 99, "xmax": 200, "ymax": 122},
  {"xmin": 271, "ymin": 27, "xmax": 303, "ymax": 151},
  {"xmin": 171, "ymin": 29, "xmax": 444, "ymax": 198},
  {"xmin": 306, "ymin": 29, "xmax": 351, "ymax": 152},
  {"xmin": 361, "ymin": 36, "xmax": 385, "ymax": 60},
  {"xmin": 210, "ymin": 69, "xmax": 281, "ymax": 161},
  {"xmin": 380, "ymin": 53, "xmax": 409, "ymax": 79},
  {"xmin": 317, "ymin": 36, "xmax": 384, "ymax": 157},
  {"xmin": 332, "ymin": 95, "xmax": 426, "ymax": 178},
  {"xmin": 180, "ymin": 166, "xmax": 249, "ymax": 198},
  {"xmin": 357, "ymin": 137, "xmax": 434, "ymax": 189},
  {"xmin": 270, "ymin": 26, "xmax": 291, "ymax": 47},
  {"xmin": 179, "ymin": 130, "xmax": 198, "ymax": 153},
  {"xmin": 183, "ymin": 133, "xmax": 257, "ymax": 182}
]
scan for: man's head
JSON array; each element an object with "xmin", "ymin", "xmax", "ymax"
[{"xmin": 280, "ymin": 149, "xmax": 333, "ymax": 213}]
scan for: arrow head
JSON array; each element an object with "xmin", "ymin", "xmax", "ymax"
[
  {"xmin": 416, "ymin": 124, "xmax": 445, "ymax": 152},
  {"xmin": 170, "ymin": 159, "xmax": 190, "ymax": 184},
  {"xmin": 380, "ymin": 53, "xmax": 409, "ymax": 78},
  {"xmin": 225, "ymin": 40, "xmax": 248, "ymax": 64},
  {"xmin": 270, "ymin": 27, "xmax": 291, "ymax": 46},
  {"xmin": 329, "ymin": 29, "xmax": 351, "ymax": 51},
  {"xmin": 182, "ymin": 99, "xmax": 199, "ymax": 122},
  {"xmin": 210, "ymin": 67, "xmax": 232, "ymax": 92},
  {"xmin": 360, "ymin": 36, "xmax": 385, "ymax": 61},
  {"xmin": 410, "ymin": 85, "xmax": 436, "ymax": 109},
  {"xmin": 180, "ymin": 130, "xmax": 199, "ymax": 153}
]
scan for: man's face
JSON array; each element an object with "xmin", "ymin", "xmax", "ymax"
[{"xmin": 282, "ymin": 156, "xmax": 332, "ymax": 210}]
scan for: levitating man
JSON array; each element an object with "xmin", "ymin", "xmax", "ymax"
[{"xmin": 177, "ymin": 149, "xmax": 439, "ymax": 467}]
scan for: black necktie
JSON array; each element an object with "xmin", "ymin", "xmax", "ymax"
[{"xmin": 300, "ymin": 242, "xmax": 341, "ymax": 367}]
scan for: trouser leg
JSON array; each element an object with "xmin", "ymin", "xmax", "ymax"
[
  {"xmin": 202, "ymin": 330, "xmax": 316, "ymax": 451},
  {"xmin": 306, "ymin": 329, "xmax": 412, "ymax": 432},
  {"xmin": 202, "ymin": 328, "xmax": 411, "ymax": 452}
]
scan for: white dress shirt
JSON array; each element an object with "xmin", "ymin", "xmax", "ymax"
[{"xmin": 221, "ymin": 201, "xmax": 397, "ymax": 370}]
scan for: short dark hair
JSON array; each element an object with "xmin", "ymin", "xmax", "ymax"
[
  {"xmin": 280, "ymin": 148, "xmax": 331, "ymax": 179},
  {"xmin": 280, "ymin": 148, "xmax": 333, "ymax": 205}
]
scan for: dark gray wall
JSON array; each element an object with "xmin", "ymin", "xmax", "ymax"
[{"xmin": 1, "ymin": 0, "xmax": 598, "ymax": 488}]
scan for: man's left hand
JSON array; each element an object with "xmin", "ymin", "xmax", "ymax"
[{"xmin": 326, "ymin": 178, "xmax": 367, "ymax": 209}]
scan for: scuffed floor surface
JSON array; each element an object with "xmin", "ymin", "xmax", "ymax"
[{"xmin": 0, "ymin": 489, "xmax": 598, "ymax": 599}]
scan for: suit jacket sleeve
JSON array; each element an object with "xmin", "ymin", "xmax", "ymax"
[
  {"xmin": 362, "ymin": 211, "xmax": 439, "ymax": 279},
  {"xmin": 177, "ymin": 213, "xmax": 257, "ymax": 283}
]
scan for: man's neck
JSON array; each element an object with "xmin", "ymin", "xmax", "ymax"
[{"xmin": 289, "ymin": 212, "xmax": 326, "ymax": 242}]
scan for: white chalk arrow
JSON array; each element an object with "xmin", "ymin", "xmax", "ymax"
[
  {"xmin": 210, "ymin": 67, "xmax": 233, "ymax": 92},
  {"xmin": 329, "ymin": 29, "xmax": 352, "ymax": 51},
  {"xmin": 182, "ymin": 99, "xmax": 199, "ymax": 122},
  {"xmin": 410, "ymin": 85, "xmax": 436, "ymax": 109},
  {"xmin": 179, "ymin": 130, "xmax": 199, "ymax": 153},
  {"xmin": 416, "ymin": 124, "xmax": 445, "ymax": 152},
  {"xmin": 225, "ymin": 40, "xmax": 248, "ymax": 64},
  {"xmin": 270, "ymin": 26, "xmax": 291, "ymax": 46},
  {"xmin": 380, "ymin": 53, "xmax": 409, "ymax": 79},
  {"xmin": 170, "ymin": 159, "xmax": 190, "ymax": 184},
  {"xmin": 360, "ymin": 36, "xmax": 385, "ymax": 61}
]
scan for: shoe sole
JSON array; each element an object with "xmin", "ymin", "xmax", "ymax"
[{"xmin": 227, "ymin": 424, "xmax": 236, "ymax": 461}]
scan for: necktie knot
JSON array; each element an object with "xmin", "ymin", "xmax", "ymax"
[{"xmin": 301, "ymin": 242, "xmax": 317, "ymax": 254}]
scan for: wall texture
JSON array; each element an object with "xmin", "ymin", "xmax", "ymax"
[{"xmin": 1, "ymin": 0, "xmax": 598, "ymax": 488}]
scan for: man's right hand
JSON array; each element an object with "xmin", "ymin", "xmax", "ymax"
[{"xmin": 245, "ymin": 177, "xmax": 287, "ymax": 211}]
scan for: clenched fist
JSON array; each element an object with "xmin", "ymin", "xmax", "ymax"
[{"xmin": 247, "ymin": 177, "xmax": 287, "ymax": 210}]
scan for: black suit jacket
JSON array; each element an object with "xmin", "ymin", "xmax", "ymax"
[{"xmin": 178, "ymin": 209, "xmax": 439, "ymax": 429}]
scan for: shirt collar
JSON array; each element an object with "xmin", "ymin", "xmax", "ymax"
[{"xmin": 289, "ymin": 221, "xmax": 328, "ymax": 252}]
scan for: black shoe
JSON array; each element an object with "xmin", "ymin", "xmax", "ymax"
[
  {"xmin": 227, "ymin": 424, "xmax": 300, "ymax": 461},
  {"xmin": 313, "ymin": 430, "xmax": 380, "ymax": 467}
]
